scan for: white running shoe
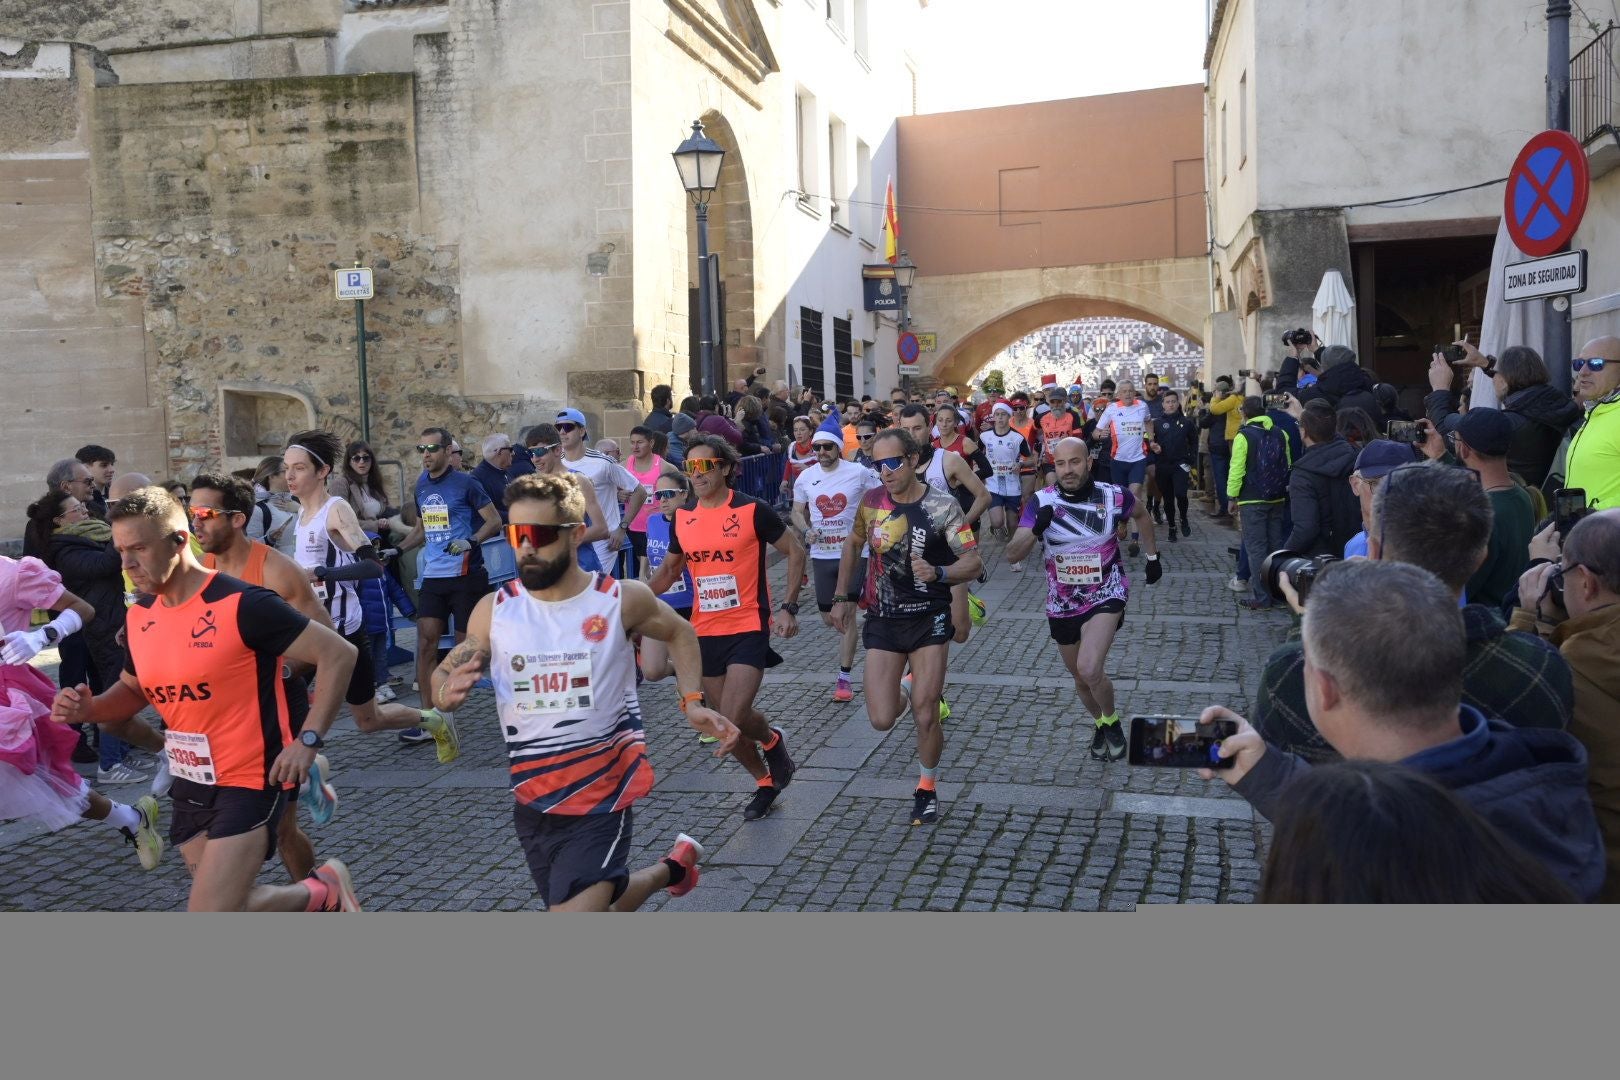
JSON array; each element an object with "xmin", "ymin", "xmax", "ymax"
[
  {"xmin": 1227, "ymin": 576, "xmax": 1249, "ymax": 593},
  {"xmin": 1009, "ymin": 561, "xmax": 1023, "ymax": 573},
  {"xmin": 374, "ymin": 684, "xmax": 397, "ymax": 704}
]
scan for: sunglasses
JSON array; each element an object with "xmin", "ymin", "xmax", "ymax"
[
  {"xmin": 350, "ymin": 453, "xmax": 372, "ymax": 463},
  {"xmin": 856, "ymin": 433, "xmax": 875, "ymax": 441},
  {"xmin": 1573, "ymin": 357, "xmax": 1609, "ymax": 372},
  {"xmin": 684, "ymin": 457, "xmax": 724, "ymax": 475},
  {"xmin": 534, "ymin": 443, "xmax": 559, "ymax": 457},
  {"xmin": 416, "ymin": 443, "xmax": 444, "ymax": 453},
  {"xmin": 874, "ymin": 455, "xmax": 908, "ymax": 473},
  {"xmin": 555, "ymin": 423, "xmax": 580, "ymax": 433},
  {"xmin": 654, "ymin": 488, "xmax": 685, "ymax": 501},
  {"xmin": 188, "ymin": 506, "xmax": 239, "ymax": 523},
  {"xmin": 504, "ymin": 522, "xmax": 581, "ymax": 549}
]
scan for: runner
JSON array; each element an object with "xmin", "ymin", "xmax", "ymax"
[
  {"xmin": 1004, "ymin": 437, "xmax": 1163, "ymax": 761},
  {"xmin": 2, "ymin": 557, "xmax": 162, "ymax": 870},
  {"xmin": 1141, "ymin": 373, "xmax": 1167, "ymax": 526},
  {"xmin": 779, "ymin": 416, "xmax": 818, "ymax": 504},
  {"xmin": 430, "ymin": 472, "xmax": 739, "ymax": 910},
  {"xmin": 1038, "ymin": 385, "xmax": 1088, "ymax": 485},
  {"xmin": 898, "ymin": 405, "xmax": 988, "ymax": 645},
  {"xmin": 831, "ymin": 426, "xmax": 982, "ymax": 826},
  {"xmin": 639, "ymin": 467, "xmax": 693, "ymax": 685},
  {"xmin": 283, "ymin": 431, "xmax": 458, "ymax": 760},
  {"xmin": 932, "ymin": 403, "xmax": 979, "ymax": 463},
  {"xmin": 792, "ymin": 415, "xmax": 881, "ymax": 702},
  {"xmin": 1148, "ymin": 389, "xmax": 1198, "ymax": 543},
  {"xmin": 52, "ymin": 487, "xmax": 363, "ymax": 911},
  {"xmin": 623, "ymin": 426, "xmax": 665, "ymax": 579},
  {"xmin": 979, "ymin": 402, "xmax": 1036, "ymax": 568},
  {"xmin": 190, "ymin": 472, "xmax": 337, "ymax": 881},
  {"xmin": 529, "ymin": 423, "xmax": 612, "ymax": 573},
  {"xmin": 1007, "ymin": 392, "xmax": 1042, "ymax": 506},
  {"xmin": 556, "ymin": 408, "xmax": 646, "ymax": 578},
  {"xmin": 646, "ymin": 435, "xmax": 807, "ymax": 822},
  {"xmin": 1094, "ymin": 381, "xmax": 1156, "ymax": 557}
]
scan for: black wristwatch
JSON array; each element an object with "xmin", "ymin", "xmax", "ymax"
[
  {"xmin": 299, "ymin": 730, "xmax": 324, "ymax": 749},
  {"xmin": 778, "ymin": 602, "xmax": 800, "ymax": 616},
  {"xmin": 42, "ymin": 625, "xmax": 62, "ymax": 646}
]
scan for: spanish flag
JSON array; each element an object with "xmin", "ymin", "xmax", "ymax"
[{"xmin": 884, "ymin": 176, "xmax": 900, "ymax": 263}]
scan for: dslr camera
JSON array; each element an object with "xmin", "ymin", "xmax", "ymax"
[
  {"xmin": 1282, "ymin": 328, "xmax": 1313, "ymax": 347},
  {"xmin": 1261, "ymin": 550, "xmax": 1339, "ymax": 605}
]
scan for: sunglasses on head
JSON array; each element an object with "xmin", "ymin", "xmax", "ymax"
[
  {"xmin": 416, "ymin": 443, "xmax": 444, "ymax": 453},
  {"xmin": 504, "ymin": 522, "xmax": 581, "ymax": 549},
  {"xmin": 684, "ymin": 457, "xmax": 724, "ymax": 475},
  {"xmin": 555, "ymin": 423, "xmax": 580, "ymax": 433},
  {"xmin": 874, "ymin": 455, "xmax": 908, "ymax": 473},
  {"xmin": 1573, "ymin": 357, "xmax": 1609, "ymax": 372},
  {"xmin": 350, "ymin": 453, "xmax": 372, "ymax": 463},
  {"xmin": 188, "ymin": 506, "xmax": 239, "ymax": 523}
]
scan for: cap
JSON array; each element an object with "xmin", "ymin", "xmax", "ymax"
[
  {"xmin": 671, "ymin": 412, "xmax": 697, "ymax": 435},
  {"xmin": 812, "ymin": 414, "xmax": 846, "ymax": 446},
  {"xmin": 1454, "ymin": 408, "xmax": 1513, "ymax": 457},
  {"xmin": 1045, "ymin": 384, "xmax": 1068, "ymax": 398},
  {"xmin": 556, "ymin": 408, "xmax": 587, "ymax": 427},
  {"xmin": 991, "ymin": 402, "xmax": 1014, "ymax": 417},
  {"xmin": 1354, "ymin": 439, "xmax": 1418, "ymax": 479}
]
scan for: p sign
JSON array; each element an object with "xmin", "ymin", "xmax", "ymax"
[{"xmin": 335, "ymin": 267, "xmax": 375, "ymax": 301}]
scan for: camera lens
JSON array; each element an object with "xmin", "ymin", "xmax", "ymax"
[{"xmin": 1260, "ymin": 550, "xmax": 1339, "ymax": 604}]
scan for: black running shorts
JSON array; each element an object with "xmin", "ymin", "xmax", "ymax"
[
  {"xmin": 862, "ymin": 611, "xmax": 953, "ymax": 654},
  {"xmin": 1047, "ymin": 599, "xmax": 1126, "ymax": 645},
  {"xmin": 416, "ymin": 570, "xmax": 489, "ymax": 628},
  {"xmin": 512, "ymin": 803, "xmax": 632, "ymax": 907},
  {"xmin": 169, "ymin": 781, "xmax": 289, "ymax": 862},
  {"xmin": 698, "ymin": 630, "xmax": 783, "ymax": 678}
]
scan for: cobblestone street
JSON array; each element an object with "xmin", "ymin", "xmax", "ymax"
[{"xmin": 1, "ymin": 508, "xmax": 1291, "ymax": 911}]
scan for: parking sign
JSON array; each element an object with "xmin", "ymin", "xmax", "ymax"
[{"xmin": 334, "ymin": 267, "xmax": 374, "ymax": 301}]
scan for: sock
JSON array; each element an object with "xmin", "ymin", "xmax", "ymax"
[
  {"xmin": 662, "ymin": 857, "xmax": 687, "ymax": 888},
  {"xmin": 303, "ymin": 875, "xmax": 331, "ymax": 912},
  {"xmin": 1095, "ymin": 712, "xmax": 1120, "ymax": 727},
  {"xmin": 758, "ymin": 729, "xmax": 780, "ymax": 752},
  {"xmin": 918, "ymin": 766, "xmax": 938, "ymax": 792},
  {"xmin": 756, "ymin": 774, "xmax": 776, "ymax": 789},
  {"xmin": 103, "ymin": 802, "xmax": 141, "ymax": 832},
  {"xmin": 839, "ymin": 666, "xmax": 852, "ymax": 676}
]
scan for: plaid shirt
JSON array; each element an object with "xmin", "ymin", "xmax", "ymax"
[{"xmin": 1253, "ymin": 604, "xmax": 1575, "ymax": 763}]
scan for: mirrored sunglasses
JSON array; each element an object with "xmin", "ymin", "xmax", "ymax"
[{"xmin": 504, "ymin": 522, "xmax": 581, "ymax": 549}]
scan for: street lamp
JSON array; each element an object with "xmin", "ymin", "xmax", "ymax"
[
  {"xmin": 673, "ymin": 120, "xmax": 726, "ymax": 396},
  {"xmin": 893, "ymin": 249, "xmax": 918, "ymax": 394}
]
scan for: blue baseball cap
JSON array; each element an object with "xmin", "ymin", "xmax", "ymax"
[
  {"xmin": 555, "ymin": 408, "xmax": 587, "ymax": 427},
  {"xmin": 1354, "ymin": 439, "xmax": 1418, "ymax": 479}
]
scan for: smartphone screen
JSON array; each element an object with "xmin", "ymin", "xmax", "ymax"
[
  {"xmin": 1263, "ymin": 393, "xmax": 1286, "ymax": 409},
  {"xmin": 1555, "ymin": 489, "xmax": 1588, "ymax": 533},
  {"xmin": 1387, "ymin": 420, "xmax": 1420, "ymax": 443},
  {"xmin": 1128, "ymin": 717, "xmax": 1240, "ymax": 769}
]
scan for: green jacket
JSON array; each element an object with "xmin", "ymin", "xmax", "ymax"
[
  {"xmin": 1567, "ymin": 390, "xmax": 1620, "ymax": 510},
  {"xmin": 1227, "ymin": 414, "xmax": 1291, "ymax": 505}
]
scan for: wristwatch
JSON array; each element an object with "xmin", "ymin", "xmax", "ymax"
[
  {"xmin": 42, "ymin": 625, "xmax": 62, "ymax": 646},
  {"xmin": 299, "ymin": 730, "xmax": 325, "ymax": 749},
  {"xmin": 778, "ymin": 602, "xmax": 800, "ymax": 616}
]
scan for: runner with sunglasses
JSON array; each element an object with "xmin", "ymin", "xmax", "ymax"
[
  {"xmin": 556, "ymin": 409, "xmax": 647, "ymax": 578},
  {"xmin": 831, "ymin": 427, "xmax": 981, "ymax": 826},
  {"xmin": 1007, "ymin": 393, "xmax": 1042, "ymax": 507},
  {"xmin": 980, "ymin": 402, "xmax": 1036, "ymax": 568},
  {"xmin": 639, "ymin": 468, "xmax": 693, "ymax": 686},
  {"xmin": 527, "ymin": 423, "xmax": 612, "ymax": 573},
  {"xmin": 432, "ymin": 473, "xmax": 739, "ymax": 909},
  {"xmin": 647, "ymin": 435, "xmax": 807, "ymax": 821},
  {"xmin": 897, "ymin": 405, "xmax": 988, "ymax": 646},
  {"xmin": 792, "ymin": 416, "xmax": 882, "ymax": 702}
]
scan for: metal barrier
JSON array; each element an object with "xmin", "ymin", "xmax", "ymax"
[
  {"xmin": 736, "ymin": 450, "xmax": 787, "ymax": 507},
  {"xmin": 1573, "ymin": 24, "xmax": 1618, "ymax": 144}
]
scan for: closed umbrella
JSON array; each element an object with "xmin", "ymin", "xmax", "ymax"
[
  {"xmin": 1472, "ymin": 218, "xmax": 1546, "ymax": 410},
  {"xmin": 1311, "ymin": 269, "xmax": 1357, "ymax": 349}
]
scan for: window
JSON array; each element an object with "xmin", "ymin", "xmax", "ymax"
[
  {"xmin": 795, "ymin": 89, "xmax": 818, "ymax": 211},
  {"xmin": 1239, "ymin": 72, "xmax": 1248, "ymax": 166},
  {"xmin": 1220, "ymin": 101, "xmax": 1228, "ymax": 182},
  {"xmin": 828, "ymin": 116, "xmax": 849, "ymax": 230},
  {"xmin": 800, "ymin": 307, "xmax": 825, "ymax": 396},
  {"xmin": 855, "ymin": 138, "xmax": 873, "ymax": 243},
  {"xmin": 833, "ymin": 317, "xmax": 854, "ymax": 399},
  {"xmin": 853, "ymin": 0, "xmax": 869, "ymax": 60}
]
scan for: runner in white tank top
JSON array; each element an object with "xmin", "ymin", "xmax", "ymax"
[
  {"xmin": 295, "ymin": 495, "xmax": 362, "ymax": 636},
  {"xmin": 431, "ymin": 470, "xmax": 740, "ymax": 911}
]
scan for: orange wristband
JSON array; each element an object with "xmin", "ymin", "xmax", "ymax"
[{"xmin": 678, "ymin": 692, "xmax": 705, "ymax": 714}]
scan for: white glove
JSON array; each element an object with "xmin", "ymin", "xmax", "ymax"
[{"xmin": 2, "ymin": 628, "xmax": 51, "ymax": 666}]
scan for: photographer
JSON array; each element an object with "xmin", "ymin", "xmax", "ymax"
[
  {"xmin": 1283, "ymin": 400, "xmax": 1359, "ymax": 557},
  {"xmin": 1296, "ymin": 344, "xmax": 1379, "ymax": 419},
  {"xmin": 1277, "ymin": 328, "xmax": 1319, "ymax": 392},
  {"xmin": 1511, "ymin": 510, "xmax": 1620, "ymax": 901},
  {"xmin": 1426, "ymin": 342, "xmax": 1581, "ymax": 488},
  {"xmin": 1203, "ymin": 560, "xmax": 1603, "ymax": 901},
  {"xmin": 1254, "ymin": 461, "xmax": 1573, "ymax": 761}
]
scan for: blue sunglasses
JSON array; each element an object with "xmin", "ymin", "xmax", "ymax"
[
  {"xmin": 1573, "ymin": 357, "xmax": 1609, "ymax": 372},
  {"xmin": 874, "ymin": 456, "xmax": 908, "ymax": 473}
]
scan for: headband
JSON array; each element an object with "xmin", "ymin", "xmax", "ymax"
[{"xmin": 286, "ymin": 444, "xmax": 327, "ymax": 468}]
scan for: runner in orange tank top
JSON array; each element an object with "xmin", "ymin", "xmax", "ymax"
[
  {"xmin": 648, "ymin": 435, "xmax": 809, "ymax": 822},
  {"xmin": 52, "ymin": 485, "xmax": 365, "ymax": 912}
]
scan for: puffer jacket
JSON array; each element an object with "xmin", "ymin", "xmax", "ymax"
[
  {"xmin": 1283, "ymin": 436, "xmax": 1359, "ymax": 556},
  {"xmin": 1426, "ymin": 381, "xmax": 1583, "ymax": 487},
  {"xmin": 45, "ymin": 530, "xmax": 125, "ymax": 686},
  {"xmin": 1300, "ymin": 361, "xmax": 1379, "ymax": 419}
]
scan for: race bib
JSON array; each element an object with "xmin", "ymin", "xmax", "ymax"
[
  {"xmin": 1180, "ymin": 463, "xmax": 1191, "ymax": 474},
  {"xmin": 164, "ymin": 730, "xmax": 217, "ymax": 786},
  {"xmin": 992, "ymin": 461, "xmax": 1016, "ymax": 478},
  {"xmin": 1117, "ymin": 422, "xmax": 1144, "ymax": 442},
  {"xmin": 511, "ymin": 651, "xmax": 594, "ymax": 715},
  {"xmin": 422, "ymin": 506, "xmax": 451, "ymax": 535},
  {"xmin": 1053, "ymin": 552, "xmax": 1104, "ymax": 586},
  {"xmin": 812, "ymin": 532, "xmax": 847, "ymax": 559},
  {"xmin": 696, "ymin": 573, "xmax": 740, "ymax": 613}
]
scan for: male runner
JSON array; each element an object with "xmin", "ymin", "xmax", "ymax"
[
  {"xmin": 283, "ymin": 431, "xmax": 457, "ymax": 760},
  {"xmin": 1038, "ymin": 385, "xmax": 1088, "ymax": 485},
  {"xmin": 979, "ymin": 402, "xmax": 1036, "ymax": 565},
  {"xmin": 1094, "ymin": 381, "xmax": 1155, "ymax": 556},
  {"xmin": 431, "ymin": 472, "xmax": 739, "ymax": 910},
  {"xmin": 1005, "ymin": 437, "xmax": 1162, "ymax": 761},
  {"xmin": 897, "ymin": 405, "xmax": 987, "ymax": 644},
  {"xmin": 556, "ymin": 408, "xmax": 647, "ymax": 577},
  {"xmin": 831, "ymin": 427, "xmax": 982, "ymax": 826},
  {"xmin": 1141, "ymin": 373, "xmax": 1167, "ymax": 525},
  {"xmin": 1007, "ymin": 392, "xmax": 1042, "ymax": 506},
  {"xmin": 792, "ymin": 416, "xmax": 881, "ymax": 702},
  {"xmin": 190, "ymin": 472, "xmax": 336, "ymax": 881},
  {"xmin": 52, "ymin": 487, "xmax": 362, "ymax": 911},
  {"xmin": 397, "ymin": 426, "xmax": 501, "ymax": 749},
  {"xmin": 647, "ymin": 435, "xmax": 807, "ymax": 821}
]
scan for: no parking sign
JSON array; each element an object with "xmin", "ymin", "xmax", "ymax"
[{"xmin": 1504, "ymin": 131, "xmax": 1589, "ymax": 258}]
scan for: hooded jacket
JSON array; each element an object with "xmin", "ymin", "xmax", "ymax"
[
  {"xmin": 1301, "ymin": 360, "xmax": 1380, "ymax": 419},
  {"xmin": 1425, "ymin": 382, "xmax": 1584, "ymax": 488},
  {"xmin": 1235, "ymin": 706, "xmax": 1607, "ymax": 901},
  {"xmin": 1283, "ymin": 436, "xmax": 1359, "ymax": 556}
]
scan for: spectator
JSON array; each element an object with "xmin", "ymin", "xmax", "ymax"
[
  {"xmin": 1275, "ymin": 333, "xmax": 1319, "ymax": 393},
  {"xmin": 1334, "ymin": 405, "xmax": 1380, "ymax": 454},
  {"xmin": 1427, "ymin": 343, "xmax": 1583, "ymax": 488},
  {"xmin": 623, "ymin": 426, "xmax": 665, "ymax": 578},
  {"xmin": 1373, "ymin": 382, "xmax": 1410, "ymax": 430},
  {"xmin": 724, "ymin": 377, "xmax": 750, "ymax": 409},
  {"xmin": 472, "ymin": 434, "xmax": 514, "ymax": 521},
  {"xmin": 772, "ymin": 380, "xmax": 793, "ymax": 406},
  {"xmin": 159, "ymin": 479, "xmax": 189, "ymax": 508},
  {"xmin": 506, "ymin": 426, "xmax": 539, "ymax": 479},
  {"xmin": 1255, "ymin": 460, "xmax": 1574, "ymax": 760},
  {"xmin": 644, "ymin": 384, "xmax": 675, "ymax": 435},
  {"xmin": 735, "ymin": 394, "xmax": 771, "ymax": 455},
  {"xmin": 695, "ymin": 395, "xmax": 744, "ymax": 448},
  {"xmin": 248, "ymin": 455, "xmax": 298, "ymax": 554},
  {"xmin": 1342, "ymin": 440, "xmax": 1417, "ymax": 557},
  {"xmin": 1419, "ymin": 409, "xmax": 1534, "ymax": 609},
  {"xmin": 38, "ymin": 460, "xmax": 97, "ymax": 547},
  {"xmin": 1284, "ymin": 400, "xmax": 1359, "ymax": 557},
  {"xmin": 1207, "ymin": 559, "xmax": 1604, "ymax": 900},
  {"xmin": 1203, "ymin": 375, "xmax": 1240, "ymax": 522},
  {"xmin": 667, "ymin": 411, "xmax": 696, "ymax": 468},
  {"xmin": 594, "ymin": 438, "xmax": 622, "ymax": 462},
  {"xmin": 1567, "ymin": 336, "xmax": 1620, "ymax": 509},
  {"xmin": 1298, "ymin": 344, "xmax": 1379, "ymax": 418},
  {"xmin": 780, "ymin": 415, "xmax": 818, "ymax": 501},
  {"xmin": 1258, "ymin": 761, "xmax": 1576, "ymax": 904},
  {"xmin": 1228, "ymin": 396, "xmax": 1293, "ymax": 610},
  {"xmin": 679, "ymin": 394, "xmax": 702, "ymax": 420},
  {"xmin": 331, "ymin": 439, "xmax": 406, "ymax": 544},
  {"xmin": 1512, "ymin": 510, "xmax": 1620, "ymax": 901},
  {"xmin": 74, "ymin": 444, "xmax": 116, "ymax": 520}
]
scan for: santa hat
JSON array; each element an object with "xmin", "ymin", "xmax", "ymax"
[
  {"xmin": 812, "ymin": 414, "xmax": 846, "ymax": 446},
  {"xmin": 1040, "ymin": 373, "xmax": 1058, "ymax": 387}
]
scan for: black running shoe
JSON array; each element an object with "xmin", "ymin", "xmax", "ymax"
[
  {"xmin": 1152, "ymin": 507, "xmax": 1163, "ymax": 525},
  {"xmin": 1168, "ymin": 529, "xmax": 1179, "ymax": 543},
  {"xmin": 743, "ymin": 785, "xmax": 779, "ymax": 821},
  {"xmin": 911, "ymin": 788, "xmax": 938, "ymax": 826},
  {"xmin": 761, "ymin": 727, "xmax": 796, "ymax": 791},
  {"xmin": 1101, "ymin": 722, "xmax": 1127, "ymax": 761},
  {"xmin": 1090, "ymin": 724, "xmax": 1110, "ymax": 760},
  {"xmin": 1180, "ymin": 521, "xmax": 1191, "ymax": 538},
  {"xmin": 1128, "ymin": 539, "xmax": 1141, "ymax": 557}
]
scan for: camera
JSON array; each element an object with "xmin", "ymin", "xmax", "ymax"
[
  {"xmin": 1261, "ymin": 550, "xmax": 1339, "ymax": 605},
  {"xmin": 1433, "ymin": 344, "xmax": 1467, "ymax": 363},
  {"xmin": 1282, "ymin": 328, "xmax": 1313, "ymax": 347}
]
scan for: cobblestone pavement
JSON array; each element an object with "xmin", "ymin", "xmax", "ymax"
[{"xmin": 1, "ymin": 498, "xmax": 1291, "ymax": 910}]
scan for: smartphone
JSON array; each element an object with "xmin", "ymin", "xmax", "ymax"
[
  {"xmin": 1555, "ymin": 488, "xmax": 1589, "ymax": 537},
  {"xmin": 1387, "ymin": 420, "xmax": 1420, "ymax": 444},
  {"xmin": 1433, "ymin": 344, "xmax": 1467, "ymax": 363},
  {"xmin": 1263, "ymin": 392, "xmax": 1288, "ymax": 409},
  {"xmin": 1127, "ymin": 717, "xmax": 1241, "ymax": 769}
]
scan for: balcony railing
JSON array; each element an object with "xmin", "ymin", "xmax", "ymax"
[{"xmin": 1573, "ymin": 23, "xmax": 1619, "ymax": 144}]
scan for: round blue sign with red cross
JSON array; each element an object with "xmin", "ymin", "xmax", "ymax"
[
  {"xmin": 897, "ymin": 332, "xmax": 920, "ymax": 363},
  {"xmin": 1505, "ymin": 130, "xmax": 1589, "ymax": 258}
]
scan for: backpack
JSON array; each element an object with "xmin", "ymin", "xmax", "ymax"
[{"xmin": 1244, "ymin": 424, "xmax": 1290, "ymax": 501}]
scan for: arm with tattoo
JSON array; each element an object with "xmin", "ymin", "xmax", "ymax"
[{"xmin": 430, "ymin": 595, "xmax": 495, "ymax": 712}]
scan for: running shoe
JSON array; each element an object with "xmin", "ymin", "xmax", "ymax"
[
  {"xmin": 420, "ymin": 708, "xmax": 460, "ymax": 764},
  {"xmin": 300, "ymin": 753, "xmax": 338, "ymax": 826},
  {"xmin": 313, "ymin": 858, "xmax": 362, "ymax": 911},
  {"xmin": 898, "ymin": 673, "xmax": 951, "ymax": 722},
  {"xmin": 1180, "ymin": 521, "xmax": 1191, "ymax": 538},
  {"xmin": 833, "ymin": 675, "xmax": 854, "ymax": 702},
  {"xmin": 1168, "ymin": 529, "xmax": 1179, "ymax": 543},
  {"xmin": 374, "ymin": 684, "xmax": 397, "ymax": 704},
  {"xmin": 762, "ymin": 727, "xmax": 796, "ymax": 790},
  {"xmin": 1152, "ymin": 506, "xmax": 1163, "ymax": 525},
  {"xmin": 743, "ymin": 785, "xmax": 779, "ymax": 821},
  {"xmin": 697, "ymin": 729, "xmax": 720, "ymax": 744},
  {"xmin": 967, "ymin": 592, "xmax": 987, "ymax": 627},
  {"xmin": 911, "ymin": 788, "xmax": 938, "ymax": 826},
  {"xmin": 1226, "ymin": 576, "xmax": 1249, "ymax": 593},
  {"xmin": 96, "ymin": 762, "xmax": 150, "ymax": 785},
  {"xmin": 122, "ymin": 794, "xmax": 164, "ymax": 871},
  {"xmin": 665, "ymin": 833, "xmax": 704, "ymax": 897},
  {"xmin": 1090, "ymin": 722, "xmax": 1127, "ymax": 761},
  {"xmin": 1009, "ymin": 561, "xmax": 1023, "ymax": 573},
  {"xmin": 397, "ymin": 727, "xmax": 433, "ymax": 745}
]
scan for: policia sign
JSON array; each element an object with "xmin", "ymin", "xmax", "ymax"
[{"xmin": 1503, "ymin": 250, "xmax": 1587, "ymax": 304}]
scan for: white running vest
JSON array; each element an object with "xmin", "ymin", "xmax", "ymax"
[
  {"xmin": 294, "ymin": 495, "xmax": 362, "ymax": 635},
  {"xmin": 922, "ymin": 448, "xmax": 951, "ymax": 494}
]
